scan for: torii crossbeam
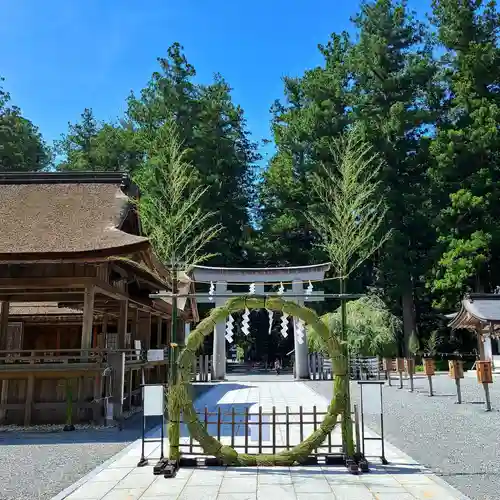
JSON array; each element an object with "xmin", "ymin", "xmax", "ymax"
[{"xmin": 193, "ymin": 263, "xmax": 330, "ymax": 380}]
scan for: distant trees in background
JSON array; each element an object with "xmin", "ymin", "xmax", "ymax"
[{"xmin": 3, "ymin": 0, "xmax": 500, "ymax": 355}]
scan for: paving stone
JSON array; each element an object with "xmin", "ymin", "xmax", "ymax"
[
  {"xmin": 101, "ymin": 489, "xmax": 148, "ymax": 500},
  {"xmin": 330, "ymin": 483, "xmax": 375, "ymax": 499},
  {"xmin": 257, "ymin": 484, "xmax": 296, "ymax": 499},
  {"xmin": 142, "ymin": 476, "xmax": 187, "ymax": 496},
  {"xmin": 92, "ymin": 468, "xmax": 132, "ymax": 483},
  {"xmin": 220, "ymin": 475, "xmax": 258, "ymax": 493},
  {"xmin": 292, "ymin": 477, "xmax": 332, "ymax": 493},
  {"xmin": 296, "ymin": 494, "xmax": 339, "ymax": 500},
  {"xmin": 66, "ymin": 480, "xmax": 116, "ymax": 499},
  {"xmin": 177, "ymin": 485, "xmax": 219, "ymax": 499},
  {"xmin": 113, "ymin": 470, "xmax": 156, "ymax": 489},
  {"xmin": 257, "ymin": 471, "xmax": 292, "ymax": 484},
  {"xmin": 217, "ymin": 494, "xmax": 257, "ymax": 500}
]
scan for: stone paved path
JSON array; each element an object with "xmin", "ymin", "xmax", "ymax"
[{"xmin": 53, "ymin": 380, "xmax": 470, "ymax": 500}]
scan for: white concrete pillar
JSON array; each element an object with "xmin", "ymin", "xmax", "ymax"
[
  {"xmin": 292, "ymin": 280, "xmax": 309, "ymax": 379},
  {"xmin": 212, "ymin": 281, "xmax": 227, "ymax": 380}
]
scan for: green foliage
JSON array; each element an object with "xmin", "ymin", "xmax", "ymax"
[
  {"xmin": 0, "ymin": 77, "xmax": 51, "ymax": 171},
  {"xmin": 428, "ymin": 0, "xmax": 500, "ymax": 309},
  {"xmin": 133, "ymin": 121, "xmax": 222, "ymax": 270},
  {"xmin": 308, "ymin": 295, "xmax": 400, "ymax": 358},
  {"xmin": 308, "ymin": 124, "xmax": 392, "ymax": 279}
]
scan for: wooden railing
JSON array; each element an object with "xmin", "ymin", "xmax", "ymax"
[{"xmin": 0, "ymin": 349, "xmax": 161, "ymax": 367}]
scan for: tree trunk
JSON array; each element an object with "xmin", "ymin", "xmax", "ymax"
[{"xmin": 401, "ymin": 276, "xmax": 417, "ymax": 357}]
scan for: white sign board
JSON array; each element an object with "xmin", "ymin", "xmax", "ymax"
[
  {"xmin": 361, "ymin": 383, "xmax": 382, "ymax": 415},
  {"xmin": 105, "ymin": 401, "xmax": 114, "ymax": 421},
  {"xmin": 147, "ymin": 349, "xmax": 164, "ymax": 362},
  {"xmin": 134, "ymin": 340, "xmax": 142, "ymax": 360},
  {"xmin": 143, "ymin": 385, "xmax": 164, "ymax": 416}
]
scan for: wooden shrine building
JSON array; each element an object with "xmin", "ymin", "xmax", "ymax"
[
  {"xmin": 0, "ymin": 172, "xmax": 196, "ymax": 426},
  {"xmin": 448, "ymin": 293, "xmax": 500, "ymax": 369}
]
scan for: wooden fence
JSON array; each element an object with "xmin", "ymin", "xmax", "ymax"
[
  {"xmin": 191, "ymin": 355, "xmax": 212, "ymax": 382},
  {"xmin": 178, "ymin": 405, "xmax": 352, "ymax": 465},
  {"xmin": 308, "ymin": 353, "xmax": 383, "ymax": 380}
]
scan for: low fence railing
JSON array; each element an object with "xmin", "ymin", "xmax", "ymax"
[
  {"xmin": 0, "ymin": 349, "xmax": 152, "ymax": 367},
  {"xmin": 178, "ymin": 404, "xmax": 353, "ymax": 464},
  {"xmin": 309, "ymin": 353, "xmax": 383, "ymax": 380}
]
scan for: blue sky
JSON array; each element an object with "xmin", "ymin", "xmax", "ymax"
[{"xmin": 1, "ymin": 0, "xmax": 430, "ymax": 161}]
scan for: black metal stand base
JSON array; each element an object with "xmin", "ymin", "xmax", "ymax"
[
  {"xmin": 63, "ymin": 424, "xmax": 75, "ymax": 432},
  {"xmin": 163, "ymin": 460, "xmax": 179, "ymax": 478},
  {"xmin": 345, "ymin": 456, "xmax": 359, "ymax": 474},
  {"xmin": 137, "ymin": 457, "xmax": 149, "ymax": 467},
  {"xmin": 153, "ymin": 458, "xmax": 167, "ymax": 475},
  {"xmin": 353, "ymin": 452, "xmax": 369, "ymax": 472},
  {"xmin": 381, "ymin": 456, "xmax": 389, "ymax": 465}
]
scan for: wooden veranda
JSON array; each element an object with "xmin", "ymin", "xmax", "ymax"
[{"xmin": 0, "ymin": 172, "xmax": 196, "ymax": 425}]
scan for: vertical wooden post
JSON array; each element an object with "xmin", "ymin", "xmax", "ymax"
[
  {"xmin": 101, "ymin": 314, "xmax": 108, "ymax": 349},
  {"xmin": 93, "ymin": 373, "xmax": 102, "ymax": 423},
  {"xmin": 0, "ymin": 301, "xmax": 9, "ymax": 350},
  {"xmin": 117, "ymin": 300, "xmax": 128, "ymax": 350},
  {"xmin": 156, "ymin": 317, "xmax": 162, "ymax": 348},
  {"xmin": 24, "ymin": 375, "xmax": 35, "ymax": 426},
  {"xmin": 81, "ymin": 286, "xmax": 95, "ymax": 351},
  {"xmin": 0, "ymin": 302, "xmax": 9, "ymax": 424},
  {"xmin": 128, "ymin": 370, "xmax": 133, "ymax": 409},
  {"xmin": 0, "ymin": 379, "xmax": 8, "ymax": 423}
]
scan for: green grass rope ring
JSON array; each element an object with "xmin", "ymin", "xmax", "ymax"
[{"xmin": 168, "ymin": 296, "xmax": 347, "ymax": 465}]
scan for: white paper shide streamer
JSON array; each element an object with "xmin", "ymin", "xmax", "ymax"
[
  {"xmin": 225, "ymin": 314, "xmax": 234, "ymax": 343},
  {"xmin": 249, "ymin": 283, "xmax": 256, "ymax": 294},
  {"xmin": 295, "ymin": 318, "xmax": 305, "ymax": 344},
  {"xmin": 280, "ymin": 312, "xmax": 289, "ymax": 338},
  {"xmin": 267, "ymin": 309, "xmax": 273, "ymax": 335},
  {"xmin": 242, "ymin": 308, "xmax": 250, "ymax": 336},
  {"xmin": 208, "ymin": 281, "xmax": 215, "ymax": 302},
  {"xmin": 278, "ymin": 282, "xmax": 285, "ymax": 295}
]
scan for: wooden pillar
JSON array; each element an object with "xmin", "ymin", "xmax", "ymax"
[
  {"xmin": 138, "ymin": 311, "xmax": 152, "ymax": 350},
  {"xmin": 81, "ymin": 286, "xmax": 95, "ymax": 350},
  {"xmin": 0, "ymin": 301, "xmax": 9, "ymax": 350},
  {"xmin": 478, "ymin": 331, "xmax": 486, "ymax": 360},
  {"xmin": 128, "ymin": 369, "xmax": 133, "ymax": 409},
  {"xmin": 24, "ymin": 375, "xmax": 35, "ymax": 426},
  {"xmin": 131, "ymin": 308, "xmax": 139, "ymax": 341},
  {"xmin": 100, "ymin": 314, "xmax": 108, "ymax": 349},
  {"xmin": 156, "ymin": 317, "xmax": 162, "ymax": 348},
  {"xmin": 93, "ymin": 373, "xmax": 103, "ymax": 423},
  {"xmin": 0, "ymin": 303, "xmax": 9, "ymax": 423},
  {"xmin": 117, "ymin": 300, "xmax": 128, "ymax": 350},
  {"xmin": 0, "ymin": 379, "xmax": 7, "ymax": 423}
]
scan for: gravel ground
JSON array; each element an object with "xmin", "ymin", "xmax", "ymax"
[
  {"xmin": 307, "ymin": 373, "xmax": 500, "ymax": 500},
  {"xmin": 0, "ymin": 384, "xmax": 212, "ymax": 500}
]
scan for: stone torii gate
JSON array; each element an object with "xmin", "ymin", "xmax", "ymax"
[{"xmin": 192, "ymin": 263, "xmax": 330, "ymax": 380}]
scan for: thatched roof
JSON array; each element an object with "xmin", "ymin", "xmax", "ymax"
[{"xmin": 0, "ymin": 172, "xmax": 149, "ymax": 259}]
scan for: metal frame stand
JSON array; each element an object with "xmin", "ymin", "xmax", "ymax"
[
  {"xmin": 358, "ymin": 380, "xmax": 388, "ymax": 470},
  {"xmin": 137, "ymin": 382, "xmax": 170, "ymax": 476}
]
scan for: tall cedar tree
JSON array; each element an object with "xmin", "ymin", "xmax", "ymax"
[
  {"xmin": 127, "ymin": 43, "xmax": 259, "ymax": 265},
  {"xmin": 428, "ymin": 0, "xmax": 500, "ymax": 309},
  {"xmin": 55, "ymin": 108, "xmax": 143, "ymax": 173},
  {"xmin": 348, "ymin": 0, "xmax": 439, "ymax": 353},
  {"xmin": 258, "ymin": 33, "xmax": 353, "ymax": 267}
]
